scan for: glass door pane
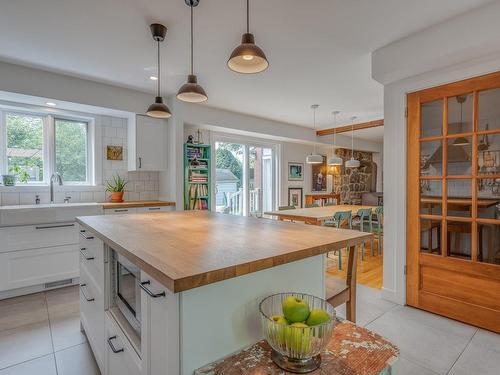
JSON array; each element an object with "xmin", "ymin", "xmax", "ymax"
[
  {"xmin": 215, "ymin": 142, "xmax": 244, "ymax": 216},
  {"xmin": 248, "ymin": 146, "xmax": 274, "ymax": 217},
  {"xmin": 448, "ymin": 93, "xmax": 473, "ymax": 135}
]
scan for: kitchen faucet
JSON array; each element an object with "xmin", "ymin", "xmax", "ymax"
[{"xmin": 50, "ymin": 173, "xmax": 63, "ymax": 203}]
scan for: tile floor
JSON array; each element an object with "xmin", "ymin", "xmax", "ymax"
[{"xmin": 0, "ymin": 285, "xmax": 499, "ymax": 374}]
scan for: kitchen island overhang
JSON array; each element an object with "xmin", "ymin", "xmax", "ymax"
[{"xmin": 76, "ymin": 210, "xmax": 373, "ymax": 293}]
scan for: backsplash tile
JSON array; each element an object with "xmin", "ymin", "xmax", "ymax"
[{"xmin": 0, "ymin": 114, "xmax": 160, "ymax": 206}]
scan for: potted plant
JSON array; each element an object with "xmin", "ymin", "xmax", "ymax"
[
  {"xmin": 2, "ymin": 174, "xmax": 16, "ymax": 186},
  {"xmin": 106, "ymin": 174, "xmax": 128, "ymax": 203}
]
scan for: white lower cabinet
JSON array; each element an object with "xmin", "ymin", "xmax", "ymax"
[{"xmin": 105, "ymin": 312, "xmax": 142, "ymax": 375}]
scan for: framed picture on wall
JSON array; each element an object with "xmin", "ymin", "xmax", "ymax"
[
  {"xmin": 311, "ymin": 156, "xmax": 327, "ymax": 192},
  {"xmin": 288, "ymin": 162, "xmax": 304, "ymax": 181},
  {"xmin": 288, "ymin": 187, "xmax": 303, "ymax": 208}
]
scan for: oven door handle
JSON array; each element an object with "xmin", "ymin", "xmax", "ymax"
[
  {"xmin": 107, "ymin": 336, "xmax": 124, "ymax": 353},
  {"xmin": 80, "ymin": 284, "xmax": 95, "ymax": 302},
  {"xmin": 140, "ymin": 280, "xmax": 166, "ymax": 298}
]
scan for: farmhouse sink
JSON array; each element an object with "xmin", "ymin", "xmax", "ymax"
[{"xmin": 0, "ymin": 203, "xmax": 103, "ymax": 227}]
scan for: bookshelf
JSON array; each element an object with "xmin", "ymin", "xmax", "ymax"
[{"xmin": 184, "ymin": 144, "xmax": 211, "ymax": 211}]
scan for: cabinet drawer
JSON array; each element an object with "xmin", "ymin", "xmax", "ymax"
[
  {"xmin": 104, "ymin": 208, "xmax": 137, "ymax": 215},
  {"xmin": 0, "ymin": 245, "xmax": 78, "ymax": 292},
  {"xmin": 0, "ymin": 223, "xmax": 78, "ymax": 253},
  {"xmin": 79, "ymin": 230, "xmax": 104, "ymax": 278},
  {"xmin": 80, "ymin": 264, "xmax": 104, "ymax": 371},
  {"xmin": 105, "ymin": 312, "xmax": 142, "ymax": 375},
  {"xmin": 136, "ymin": 206, "xmax": 172, "ymax": 213}
]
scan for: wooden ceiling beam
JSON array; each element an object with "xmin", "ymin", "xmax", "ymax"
[{"xmin": 316, "ymin": 119, "xmax": 384, "ymax": 136}]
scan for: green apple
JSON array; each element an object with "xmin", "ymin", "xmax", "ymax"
[
  {"xmin": 271, "ymin": 315, "xmax": 289, "ymax": 325},
  {"xmin": 268, "ymin": 315, "xmax": 289, "ymax": 346},
  {"xmin": 282, "ymin": 296, "xmax": 310, "ymax": 323},
  {"xmin": 285, "ymin": 322, "xmax": 312, "ymax": 356},
  {"xmin": 306, "ymin": 309, "xmax": 331, "ymax": 326}
]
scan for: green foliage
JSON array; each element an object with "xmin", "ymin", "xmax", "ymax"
[
  {"xmin": 216, "ymin": 146, "xmax": 242, "ymax": 188},
  {"xmin": 106, "ymin": 174, "xmax": 128, "ymax": 193},
  {"xmin": 55, "ymin": 119, "xmax": 87, "ymax": 182},
  {"xmin": 8, "ymin": 165, "xmax": 30, "ymax": 183}
]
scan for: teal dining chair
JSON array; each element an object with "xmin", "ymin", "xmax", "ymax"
[
  {"xmin": 352, "ymin": 208, "xmax": 373, "ymax": 261},
  {"xmin": 305, "ymin": 203, "xmax": 320, "ymax": 208},
  {"xmin": 372, "ymin": 206, "xmax": 384, "ymax": 254},
  {"xmin": 324, "ymin": 211, "xmax": 352, "ymax": 270}
]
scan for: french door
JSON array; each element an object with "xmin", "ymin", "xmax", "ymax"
[
  {"xmin": 214, "ymin": 140, "xmax": 276, "ymax": 217},
  {"xmin": 407, "ymin": 72, "xmax": 500, "ymax": 333}
]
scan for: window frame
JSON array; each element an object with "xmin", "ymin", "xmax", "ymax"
[{"xmin": 0, "ymin": 108, "xmax": 98, "ymax": 187}]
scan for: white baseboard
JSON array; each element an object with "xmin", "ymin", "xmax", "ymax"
[
  {"xmin": 0, "ymin": 278, "xmax": 80, "ymax": 300},
  {"xmin": 381, "ymin": 287, "xmax": 404, "ymax": 305}
]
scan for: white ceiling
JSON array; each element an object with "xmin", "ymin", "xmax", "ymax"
[{"xmin": 0, "ymin": 0, "xmax": 492, "ymax": 135}]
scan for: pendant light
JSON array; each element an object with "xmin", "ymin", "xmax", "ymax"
[
  {"xmin": 177, "ymin": 0, "xmax": 208, "ymax": 103},
  {"xmin": 306, "ymin": 105, "xmax": 323, "ymax": 164},
  {"xmin": 345, "ymin": 116, "xmax": 360, "ymax": 168},
  {"xmin": 328, "ymin": 111, "xmax": 343, "ymax": 166},
  {"xmin": 146, "ymin": 23, "xmax": 172, "ymax": 118},
  {"xmin": 227, "ymin": 0, "xmax": 269, "ymax": 74},
  {"xmin": 452, "ymin": 95, "xmax": 470, "ymax": 146}
]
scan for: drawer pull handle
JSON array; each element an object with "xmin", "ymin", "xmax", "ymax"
[
  {"xmin": 36, "ymin": 223, "xmax": 75, "ymax": 230},
  {"xmin": 79, "ymin": 231, "xmax": 94, "ymax": 240},
  {"xmin": 140, "ymin": 280, "xmax": 166, "ymax": 298},
  {"xmin": 107, "ymin": 336, "xmax": 124, "ymax": 353},
  {"xmin": 114, "ymin": 209, "xmax": 129, "ymax": 212},
  {"xmin": 148, "ymin": 207, "xmax": 161, "ymax": 210},
  {"xmin": 80, "ymin": 284, "xmax": 95, "ymax": 302},
  {"xmin": 79, "ymin": 248, "xmax": 95, "ymax": 261}
]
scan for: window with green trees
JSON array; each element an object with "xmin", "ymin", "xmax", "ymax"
[{"xmin": 55, "ymin": 119, "xmax": 88, "ymax": 182}]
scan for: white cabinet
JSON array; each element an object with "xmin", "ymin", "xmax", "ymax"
[
  {"xmin": 140, "ymin": 272, "xmax": 179, "ymax": 375},
  {"xmin": 128, "ymin": 115, "xmax": 167, "ymax": 171},
  {"xmin": 105, "ymin": 312, "xmax": 142, "ymax": 375}
]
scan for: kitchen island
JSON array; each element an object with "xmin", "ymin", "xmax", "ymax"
[{"xmin": 76, "ymin": 211, "xmax": 372, "ymax": 375}]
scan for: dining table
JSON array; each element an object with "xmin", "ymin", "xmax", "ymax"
[{"xmin": 264, "ymin": 205, "xmax": 377, "ymax": 226}]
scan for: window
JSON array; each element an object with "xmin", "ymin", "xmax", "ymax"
[
  {"xmin": 55, "ymin": 118, "xmax": 88, "ymax": 183},
  {"xmin": 6, "ymin": 113, "xmax": 45, "ymax": 183},
  {"xmin": 1, "ymin": 110, "xmax": 94, "ymax": 186}
]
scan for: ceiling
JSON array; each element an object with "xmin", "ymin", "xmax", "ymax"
[{"xmin": 0, "ymin": 0, "xmax": 492, "ymax": 135}]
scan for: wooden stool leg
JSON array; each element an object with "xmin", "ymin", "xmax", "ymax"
[
  {"xmin": 346, "ymin": 245, "xmax": 357, "ymax": 323},
  {"xmin": 338, "ymin": 249, "xmax": 342, "ymax": 270}
]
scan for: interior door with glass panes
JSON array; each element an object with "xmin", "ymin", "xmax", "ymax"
[{"xmin": 407, "ymin": 72, "xmax": 500, "ymax": 333}]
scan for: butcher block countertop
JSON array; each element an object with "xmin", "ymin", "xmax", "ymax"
[
  {"xmin": 101, "ymin": 200, "xmax": 175, "ymax": 209},
  {"xmin": 76, "ymin": 211, "xmax": 372, "ymax": 293}
]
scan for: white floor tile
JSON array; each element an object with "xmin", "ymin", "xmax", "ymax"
[
  {"xmin": 0, "ymin": 322, "xmax": 53, "ymax": 370},
  {"xmin": 55, "ymin": 343, "xmax": 100, "ymax": 375},
  {"xmin": 0, "ymin": 354, "xmax": 57, "ymax": 375},
  {"xmin": 366, "ymin": 308, "xmax": 472, "ymax": 374},
  {"xmin": 392, "ymin": 356, "xmax": 438, "ymax": 375},
  {"xmin": 46, "ymin": 286, "xmax": 79, "ymax": 319},
  {"xmin": 469, "ymin": 328, "xmax": 500, "ymax": 353},
  {"xmin": 0, "ymin": 293, "xmax": 48, "ymax": 332},
  {"xmin": 449, "ymin": 340, "xmax": 500, "ymax": 375},
  {"xmin": 50, "ymin": 311, "xmax": 87, "ymax": 352}
]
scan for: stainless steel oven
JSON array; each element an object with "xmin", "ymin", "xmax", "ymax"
[{"xmin": 111, "ymin": 250, "xmax": 141, "ymax": 336}]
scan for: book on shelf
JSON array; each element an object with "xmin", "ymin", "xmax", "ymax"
[{"xmin": 188, "ymin": 184, "xmax": 209, "ymax": 210}]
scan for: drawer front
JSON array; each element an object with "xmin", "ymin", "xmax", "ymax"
[
  {"xmin": 0, "ymin": 245, "xmax": 79, "ymax": 292},
  {"xmin": 104, "ymin": 208, "xmax": 137, "ymax": 215},
  {"xmin": 136, "ymin": 206, "xmax": 172, "ymax": 213},
  {"xmin": 79, "ymin": 229, "xmax": 104, "ymax": 278},
  {"xmin": 80, "ymin": 264, "xmax": 104, "ymax": 371},
  {"xmin": 105, "ymin": 312, "xmax": 141, "ymax": 375},
  {"xmin": 0, "ymin": 222, "xmax": 78, "ymax": 253}
]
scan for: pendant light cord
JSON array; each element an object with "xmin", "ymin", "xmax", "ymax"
[
  {"xmin": 157, "ymin": 40, "xmax": 161, "ymax": 97},
  {"xmin": 313, "ymin": 106, "xmax": 317, "ymax": 154},
  {"xmin": 246, "ymin": 0, "xmax": 250, "ymax": 33},
  {"xmin": 351, "ymin": 119, "xmax": 355, "ymax": 158},
  {"xmin": 190, "ymin": 5, "xmax": 194, "ymax": 75}
]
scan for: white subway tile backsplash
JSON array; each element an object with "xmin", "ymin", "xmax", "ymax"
[
  {"xmin": 135, "ymin": 181, "xmax": 145, "ymax": 193},
  {"xmin": 80, "ymin": 192, "xmax": 94, "ymax": 203},
  {"xmin": 19, "ymin": 193, "xmax": 36, "ymax": 205},
  {"xmin": 2, "ymin": 192, "xmax": 20, "ymax": 205},
  {"xmin": 94, "ymin": 192, "xmax": 106, "ymax": 202}
]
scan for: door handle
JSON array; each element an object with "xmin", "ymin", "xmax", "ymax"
[
  {"xmin": 79, "ymin": 248, "xmax": 95, "ymax": 261},
  {"xmin": 138, "ymin": 157, "xmax": 142, "ymax": 169},
  {"xmin": 140, "ymin": 280, "xmax": 166, "ymax": 298},
  {"xmin": 107, "ymin": 336, "xmax": 124, "ymax": 353},
  {"xmin": 79, "ymin": 284, "xmax": 95, "ymax": 302}
]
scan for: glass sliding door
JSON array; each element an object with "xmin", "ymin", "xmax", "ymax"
[{"xmin": 215, "ymin": 140, "xmax": 276, "ymax": 217}]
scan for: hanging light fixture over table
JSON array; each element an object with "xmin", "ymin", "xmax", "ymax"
[
  {"xmin": 227, "ymin": 0, "xmax": 269, "ymax": 74},
  {"xmin": 452, "ymin": 95, "xmax": 470, "ymax": 146},
  {"xmin": 328, "ymin": 111, "xmax": 343, "ymax": 166},
  {"xmin": 146, "ymin": 23, "xmax": 172, "ymax": 118},
  {"xmin": 345, "ymin": 116, "xmax": 360, "ymax": 168},
  {"xmin": 306, "ymin": 105, "xmax": 323, "ymax": 164},
  {"xmin": 177, "ymin": 0, "xmax": 208, "ymax": 103}
]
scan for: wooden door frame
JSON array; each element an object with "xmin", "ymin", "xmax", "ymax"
[{"xmin": 406, "ymin": 71, "xmax": 500, "ymax": 332}]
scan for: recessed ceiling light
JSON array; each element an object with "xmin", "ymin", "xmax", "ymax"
[
  {"xmin": 46, "ymin": 102, "xmax": 57, "ymax": 107},
  {"xmin": 149, "ymin": 76, "xmax": 158, "ymax": 81}
]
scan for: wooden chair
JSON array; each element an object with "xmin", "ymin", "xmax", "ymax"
[
  {"xmin": 352, "ymin": 208, "xmax": 373, "ymax": 260},
  {"xmin": 305, "ymin": 203, "xmax": 320, "ymax": 208},
  {"xmin": 372, "ymin": 206, "xmax": 384, "ymax": 254},
  {"xmin": 326, "ymin": 243, "xmax": 357, "ymax": 323},
  {"xmin": 324, "ymin": 211, "xmax": 352, "ymax": 270},
  {"xmin": 324, "ymin": 202, "xmax": 337, "ymax": 206}
]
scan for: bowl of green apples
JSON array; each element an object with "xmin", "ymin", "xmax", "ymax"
[{"xmin": 259, "ymin": 293, "xmax": 336, "ymax": 373}]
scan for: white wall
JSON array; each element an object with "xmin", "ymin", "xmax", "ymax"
[{"xmin": 372, "ymin": 1, "xmax": 500, "ymax": 305}]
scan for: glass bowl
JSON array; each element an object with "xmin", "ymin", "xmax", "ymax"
[{"xmin": 259, "ymin": 293, "xmax": 336, "ymax": 373}]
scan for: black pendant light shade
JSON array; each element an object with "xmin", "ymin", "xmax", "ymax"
[
  {"xmin": 177, "ymin": 0, "xmax": 208, "ymax": 103},
  {"xmin": 147, "ymin": 23, "xmax": 172, "ymax": 119},
  {"xmin": 227, "ymin": 0, "xmax": 268, "ymax": 74}
]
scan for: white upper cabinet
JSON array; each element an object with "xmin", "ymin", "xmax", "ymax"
[{"xmin": 128, "ymin": 115, "xmax": 167, "ymax": 171}]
